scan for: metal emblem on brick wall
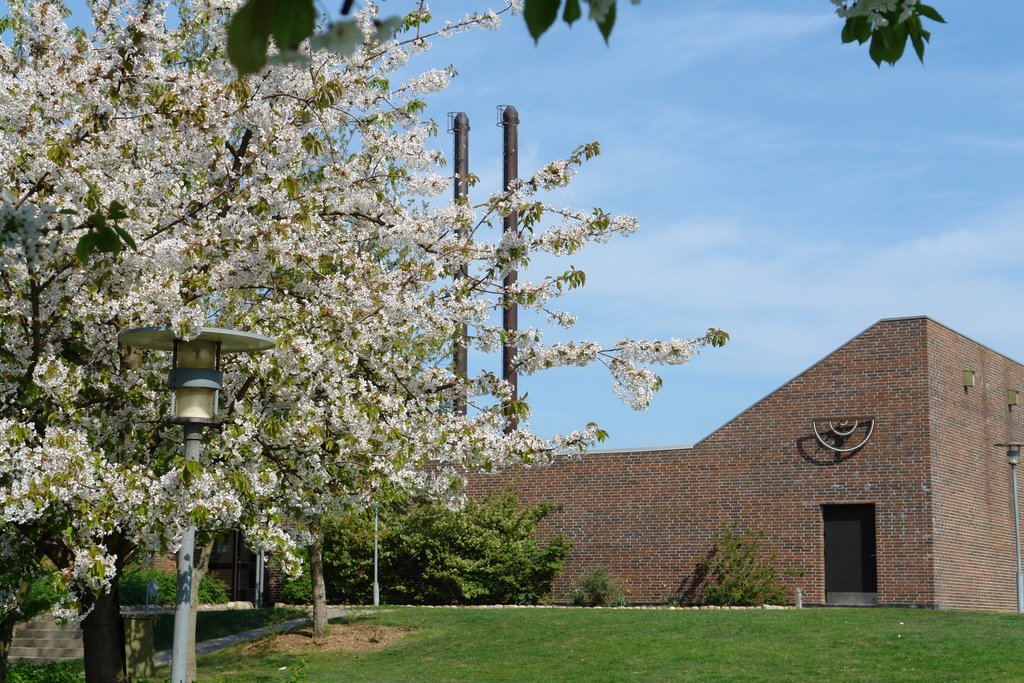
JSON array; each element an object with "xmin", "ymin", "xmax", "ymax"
[{"xmin": 812, "ymin": 418, "xmax": 875, "ymax": 453}]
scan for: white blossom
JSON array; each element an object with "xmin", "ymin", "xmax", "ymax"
[{"xmin": 0, "ymin": 0, "xmax": 717, "ymax": 624}]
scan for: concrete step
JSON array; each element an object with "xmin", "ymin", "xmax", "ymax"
[
  {"xmin": 10, "ymin": 615, "xmax": 85, "ymax": 663},
  {"xmin": 12, "ymin": 635, "xmax": 84, "ymax": 648},
  {"xmin": 9, "ymin": 648, "xmax": 84, "ymax": 663},
  {"xmin": 12, "ymin": 625, "xmax": 84, "ymax": 636},
  {"xmin": 10, "ymin": 645, "xmax": 84, "ymax": 660}
]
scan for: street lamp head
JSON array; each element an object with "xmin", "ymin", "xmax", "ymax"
[
  {"xmin": 995, "ymin": 443, "xmax": 1023, "ymax": 466},
  {"xmin": 118, "ymin": 326, "xmax": 275, "ymax": 423}
]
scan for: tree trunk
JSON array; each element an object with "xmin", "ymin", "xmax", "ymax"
[
  {"xmin": 0, "ymin": 612, "xmax": 16, "ymax": 683},
  {"xmin": 186, "ymin": 538, "xmax": 214, "ymax": 682},
  {"xmin": 82, "ymin": 583, "xmax": 127, "ymax": 683},
  {"xmin": 309, "ymin": 517, "xmax": 328, "ymax": 637}
]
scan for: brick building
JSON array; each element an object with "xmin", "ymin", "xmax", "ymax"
[{"xmin": 470, "ymin": 317, "xmax": 1024, "ymax": 610}]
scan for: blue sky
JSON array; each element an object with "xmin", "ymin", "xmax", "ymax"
[{"xmin": 403, "ymin": 1, "xmax": 1024, "ymax": 448}]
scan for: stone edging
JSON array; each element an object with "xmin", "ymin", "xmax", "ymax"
[{"xmin": 277, "ymin": 603, "xmax": 795, "ymax": 611}]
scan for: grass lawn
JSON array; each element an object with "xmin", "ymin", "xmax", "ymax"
[
  {"xmin": 191, "ymin": 607, "xmax": 1024, "ymax": 682},
  {"xmin": 151, "ymin": 607, "xmax": 307, "ymax": 651}
]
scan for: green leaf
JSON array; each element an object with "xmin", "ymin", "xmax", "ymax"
[
  {"xmin": 887, "ymin": 22, "xmax": 909, "ymax": 63},
  {"xmin": 595, "ymin": 0, "xmax": 616, "ymax": 43},
  {"xmin": 910, "ymin": 30, "xmax": 926, "ymax": 62},
  {"xmin": 95, "ymin": 224, "xmax": 122, "ymax": 255},
  {"xmin": 107, "ymin": 200, "xmax": 128, "ymax": 221},
  {"xmin": 113, "ymin": 224, "xmax": 137, "ymax": 250},
  {"xmin": 271, "ymin": 0, "xmax": 315, "ymax": 51},
  {"xmin": 841, "ymin": 15, "xmax": 871, "ymax": 45},
  {"xmin": 524, "ymin": 0, "xmax": 560, "ymax": 43},
  {"xmin": 917, "ymin": 4, "xmax": 946, "ymax": 24},
  {"xmin": 907, "ymin": 15, "xmax": 929, "ymax": 62},
  {"xmin": 879, "ymin": 24, "xmax": 895, "ymax": 51},
  {"xmin": 83, "ymin": 180, "xmax": 101, "ymax": 211},
  {"xmin": 840, "ymin": 17, "xmax": 857, "ymax": 44},
  {"xmin": 869, "ymin": 33, "xmax": 887, "ymax": 66},
  {"xmin": 869, "ymin": 28, "xmax": 906, "ymax": 67},
  {"xmin": 851, "ymin": 15, "xmax": 872, "ymax": 44},
  {"xmin": 563, "ymin": 0, "xmax": 581, "ymax": 26},
  {"xmin": 227, "ymin": 0, "xmax": 272, "ymax": 76},
  {"xmin": 182, "ymin": 459, "xmax": 203, "ymax": 485},
  {"xmin": 75, "ymin": 232, "xmax": 98, "ymax": 262}
]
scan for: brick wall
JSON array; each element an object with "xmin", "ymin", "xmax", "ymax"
[
  {"xmin": 471, "ymin": 317, "xmax": 1020, "ymax": 609},
  {"xmin": 927, "ymin": 320, "xmax": 1024, "ymax": 610}
]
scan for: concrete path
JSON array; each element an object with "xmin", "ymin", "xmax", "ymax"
[{"xmin": 153, "ymin": 607, "xmax": 367, "ymax": 668}]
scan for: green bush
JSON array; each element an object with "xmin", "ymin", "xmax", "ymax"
[
  {"xmin": 693, "ymin": 524, "xmax": 787, "ymax": 606},
  {"xmin": 279, "ymin": 511, "xmax": 374, "ymax": 605},
  {"xmin": 19, "ymin": 572, "xmax": 63, "ymax": 622},
  {"xmin": 569, "ymin": 567, "xmax": 623, "ymax": 607},
  {"xmin": 118, "ymin": 567, "xmax": 230, "ymax": 606},
  {"xmin": 384, "ymin": 494, "xmax": 571, "ymax": 605},
  {"xmin": 279, "ymin": 552, "xmax": 313, "ymax": 604},
  {"xmin": 197, "ymin": 572, "xmax": 230, "ymax": 604},
  {"xmin": 7, "ymin": 661, "xmax": 84, "ymax": 683},
  {"xmin": 321, "ymin": 509, "xmax": 377, "ymax": 603},
  {"xmin": 287, "ymin": 492, "xmax": 572, "ymax": 606}
]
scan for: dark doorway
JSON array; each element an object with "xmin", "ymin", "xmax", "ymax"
[
  {"xmin": 822, "ymin": 504, "xmax": 878, "ymax": 605},
  {"xmin": 208, "ymin": 530, "xmax": 266, "ymax": 605}
]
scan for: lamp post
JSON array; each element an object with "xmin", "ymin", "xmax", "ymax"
[
  {"xmin": 995, "ymin": 443, "xmax": 1024, "ymax": 613},
  {"xmin": 373, "ymin": 503, "xmax": 380, "ymax": 607},
  {"xmin": 119, "ymin": 326, "xmax": 274, "ymax": 682}
]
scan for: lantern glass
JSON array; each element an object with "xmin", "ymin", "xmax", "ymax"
[
  {"xmin": 1009, "ymin": 449, "xmax": 1021, "ymax": 466},
  {"xmin": 174, "ymin": 387, "xmax": 217, "ymax": 420},
  {"xmin": 177, "ymin": 340, "xmax": 218, "ymax": 369}
]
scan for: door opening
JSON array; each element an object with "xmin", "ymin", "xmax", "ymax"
[{"xmin": 822, "ymin": 504, "xmax": 878, "ymax": 605}]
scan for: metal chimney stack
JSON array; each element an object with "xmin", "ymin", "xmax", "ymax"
[
  {"xmin": 500, "ymin": 105, "xmax": 519, "ymax": 432},
  {"xmin": 451, "ymin": 112, "xmax": 470, "ymax": 416}
]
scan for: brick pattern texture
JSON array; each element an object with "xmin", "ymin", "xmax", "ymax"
[{"xmin": 469, "ymin": 317, "xmax": 1024, "ymax": 611}]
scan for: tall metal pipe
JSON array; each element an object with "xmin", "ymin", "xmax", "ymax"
[
  {"xmin": 452, "ymin": 112, "xmax": 470, "ymax": 416},
  {"xmin": 500, "ymin": 105, "xmax": 519, "ymax": 433}
]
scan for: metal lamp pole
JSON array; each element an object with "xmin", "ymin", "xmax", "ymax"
[
  {"xmin": 373, "ymin": 504, "xmax": 380, "ymax": 607},
  {"xmin": 120, "ymin": 327, "xmax": 275, "ymax": 682},
  {"xmin": 996, "ymin": 443, "xmax": 1024, "ymax": 613},
  {"xmin": 1010, "ymin": 448, "xmax": 1023, "ymax": 613},
  {"xmin": 172, "ymin": 424, "xmax": 203, "ymax": 679}
]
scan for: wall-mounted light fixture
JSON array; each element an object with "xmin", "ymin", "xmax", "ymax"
[
  {"xmin": 1010, "ymin": 390, "xmax": 1020, "ymax": 409},
  {"xmin": 963, "ymin": 370, "xmax": 976, "ymax": 390}
]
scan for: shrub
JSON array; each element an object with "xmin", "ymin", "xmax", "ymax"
[
  {"xmin": 321, "ymin": 509, "xmax": 377, "ymax": 604},
  {"xmin": 569, "ymin": 567, "xmax": 623, "ymax": 607},
  {"xmin": 279, "ymin": 552, "xmax": 313, "ymax": 605},
  {"xmin": 383, "ymin": 493, "xmax": 572, "ymax": 605},
  {"xmin": 304, "ymin": 492, "xmax": 572, "ymax": 605},
  {"xmin": 118, "ymin": 567, "xmax": 230, "ymax": 606},
  {"xmin": 19, "ymin": 572, "xmax": 63, "ymax": 622},
  {"xmin": 196, "ymin": 572, "xmax": 230, "ymax": 604},
  {"xmin": 693, "ymin": 524, "xmax": 787, "ymax": 606},
  {"xmin": 8, "ymin": 661, "xmax": 84, "ymax": 683}
]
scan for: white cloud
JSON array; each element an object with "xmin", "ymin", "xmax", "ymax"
[{"xmin": 544, "ymin": 197, "xmax": 1024, "ymax": 370}]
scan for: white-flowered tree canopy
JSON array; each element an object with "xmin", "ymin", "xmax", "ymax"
[{"xmin": 0, "ymin": 0, "xmax": 724, "ymax": 622}]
